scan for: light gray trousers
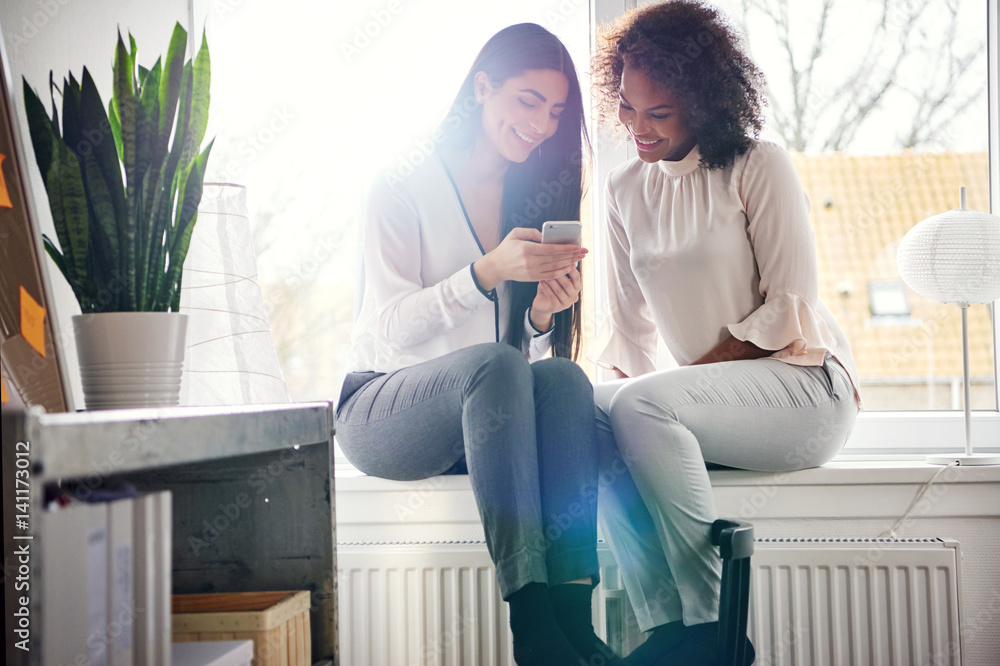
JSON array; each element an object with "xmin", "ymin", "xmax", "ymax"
[{"xmin": 595, "ymin": 355, "xmax": 858, "ymax": 631}]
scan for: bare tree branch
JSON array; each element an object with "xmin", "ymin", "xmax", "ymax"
[
  {"xmin": 746, "ymin": 0, "xmax": 981, "ymax": 153},
  {"xmin": 898, "ymin": 2, "xmax": 985, "ymax": 148}
]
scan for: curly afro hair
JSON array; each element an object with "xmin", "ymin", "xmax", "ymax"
[{"xmin": 593, "ymin": 0, "xmax": 767, "ymax": 170}]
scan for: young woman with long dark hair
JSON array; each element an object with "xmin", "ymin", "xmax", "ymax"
[
  {"xmin": 589, "ymin": 2, "xmax": 861, "ymax": 664},
  {"xmin": 336, "ymin": 23, "xmax": 618, "ymax": 666}
]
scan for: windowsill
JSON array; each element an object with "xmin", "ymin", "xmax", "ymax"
[
  {"xmin": 334, "ymin": 457, "xmax": 1000, "ymax": 545},
  {"xmin": 335, "ymin": 455, "xmax": 1000, "ymax": 485},
  {"xmin": 707, "ymin": 455, "xmax": 1000, "ymax": 485}
]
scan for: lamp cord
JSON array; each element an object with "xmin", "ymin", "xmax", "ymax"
[{"xmin": 878, "ymin": 461, "xmax": 959, "ymax": 539}]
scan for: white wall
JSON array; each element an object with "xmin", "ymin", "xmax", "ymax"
[{"xmin": 0, "ymin": 0, "xmax": 195, "ymax": 408}]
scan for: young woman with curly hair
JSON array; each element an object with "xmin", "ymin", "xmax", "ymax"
[
  {"xmin": 588, "ymin": 2, "xmax": 861, "ymax": 663},
  {"xmin": 337, "ymin": 23, "xmax": 620, "ymax": 666}
]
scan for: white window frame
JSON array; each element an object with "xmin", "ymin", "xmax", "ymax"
[{"xmin": 589, "ymin": 0, "xmax": 1000, "ymax": 454}]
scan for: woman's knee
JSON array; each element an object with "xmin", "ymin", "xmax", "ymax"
[
  {"xmin": 606, "ymin": 379, "xmax": 686, "ymax": 457},
  {"xmin": 532, "ymin": 356, "xmax": 593, "ymax": 401},
  {"xmin": 608, "ymin": 378, "xmax": 678, "ymax": 425},
  {"xmin": 463, "ymin": 343, "xmax": 532, "ymax": 394}
]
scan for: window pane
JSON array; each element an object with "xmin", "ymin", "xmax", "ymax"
[
  {"xmin": 204, "ymin": 1, "xmax": 591, "ymax": 401},
  {"xmin": 710, "ymin": 0, "xmax": 995, "ymax": 410}
]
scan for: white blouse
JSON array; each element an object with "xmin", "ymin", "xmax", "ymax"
[
  {"xmin": 348, "ymin": 154, "xmax": 554, "ymax": 373},
  {"xmin": 589, "ymin": 140, "xmax": 861, "ymax": 402}
]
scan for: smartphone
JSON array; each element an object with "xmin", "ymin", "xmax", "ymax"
[{"xmin": 541, "ymin": 220, "xmax": 582, "ymax": 246}]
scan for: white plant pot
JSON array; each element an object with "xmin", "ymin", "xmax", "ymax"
[{"xmin": 73, "ymin": 312, "xmax": 188, "ymax": 410}]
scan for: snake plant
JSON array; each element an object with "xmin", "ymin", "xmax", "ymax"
[{"xmin": 23, "ymin": 22, "xmax": 213, "ymax": 313}]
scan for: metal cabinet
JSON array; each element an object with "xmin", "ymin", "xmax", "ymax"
[{"xmin": 2, "ymin": 402, "xmax": 338, "ymax": 665}]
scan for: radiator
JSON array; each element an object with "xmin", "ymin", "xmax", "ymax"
[
  {"xmin": 338, "ymin": 538, "xmax": 962, "ymax": 666},
  {"xmin": 748, "ymin": 538, "xmax": 963, "ymax": 666},
  {"xmin": 338, "ymin": 544, "xmax": 515, "ymax": 666}
]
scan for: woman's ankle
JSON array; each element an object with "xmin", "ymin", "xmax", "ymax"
[{"xmin": 507, "ymin": 583, "xmax": 586, "ymax": 666}]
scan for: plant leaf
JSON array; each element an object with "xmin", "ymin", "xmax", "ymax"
[
  {"xmin": 158, "ymin": 23, "xmax": 187, "ymax": 140},
  {"xmin": 162, "ymin": 139, "xmax": 212, "ymax": 311},
  {"xmin": 80, "ymin": 69, "xmax": 127, "ymax": 225},
  {"xmin": 113, "ymin": 31, "xmax": 136, "ymax": 193},
  {"xmin": 180, "ymin": 30, "xmax": 211, "ymax": 171},
  {"xmin": 47, "ymin": 71, "xmax": 62, "ymax": 142},
  {"xmin": 48, "ymin": 136, "xmax": 91, "ymax": 296},
  {"xmin": 80, "ymin": 67, "xmax": 133, "ymax": 309},
  {"xmin": 84, "ymin": 192, "xmax": 120, "ymax": 312},
  {"xmin": 22, "ymin": 79, "xmax": 54, "ymax": 187},
  {"xmin": 134, "ymin": 59, "xmax": 162, "ymax": 307},
  {"xmin": 163, "ymin": 61, "xmax": 192, "ymax": 205},
  {"xmin": 108, "ymin": 98, "xmax": 123, "ymax": 163},
  {"xmin": 24, "ymin": 77, "xmax": 87, "ymax": 284},
  {"xmin": 137, "ymin": 58, "xmax": 161, "ymax": 179},
  {"xmin": 61, "ymin": 74, "xmax": 83, "ymax": 158},
  {"xmin": 79, "ymin": 150, "xmax": 120, "ymax": 278}
]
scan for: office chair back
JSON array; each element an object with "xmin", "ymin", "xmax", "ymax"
[{"xmin": 711, "ymin": 518, "xmax": 755, "ymax": 666}]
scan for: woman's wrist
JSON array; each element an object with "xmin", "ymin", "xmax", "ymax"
[
  {"xmin": 528, "ymin": 306, "xmax": 553, "ymax": 334},
  {"xmin": 472, "ymin": 256, "xmax": 501, "ymax": 291}
]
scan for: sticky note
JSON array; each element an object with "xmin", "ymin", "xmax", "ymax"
[
  {"xmin": 20, "ymin": 285, "xmax": 46, "ymax": 358},
  {"xmin": 0, "ymin": 154, "xmax": 12, "ymax": 208}
]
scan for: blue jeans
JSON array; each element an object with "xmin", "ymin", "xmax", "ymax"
[
  {"xmin": 595, "ymin": 356, "xmax": 858, "ymax": 631},
  {"xmin": 336, "ymin": 343, "xmax": 601, "ymax": 598}
]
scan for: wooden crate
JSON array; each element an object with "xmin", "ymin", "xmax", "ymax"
[{"xmin": 172, "ymin": 590, "xmax": 311, "ymax": 666}]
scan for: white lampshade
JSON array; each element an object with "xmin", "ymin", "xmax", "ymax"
[
  {"xmin": 896, "ymin": 186, "xmax": 1000, "ymax": 466},
  {"xmin": 179, "ymin": 183, "xmax": 290, "ymax": 405},
  {"xmin": 897, "ymin": 188, "xmax": 1000, "ymax": 305}
]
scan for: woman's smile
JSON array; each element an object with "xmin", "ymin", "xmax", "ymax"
[
  {"xmin": 630, "ymin": 133, "xmax": 664, "ymax": 151},
  {"xmin": 513, "ymin": 127, "xmax": 540, "ymax": 145}
]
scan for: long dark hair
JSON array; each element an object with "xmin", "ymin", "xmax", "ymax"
[{"xmin": 439, "ymin": 23, "xmax": 589, "ymax": 360}]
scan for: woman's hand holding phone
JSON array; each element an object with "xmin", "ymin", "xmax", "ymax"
[
  {"xmin": 473, "ymin": 227, "xmax": 586, "ymax": 291},
  {"xmin": 530, "ymin": 264, "xmax": 583, "ymax": 332}
]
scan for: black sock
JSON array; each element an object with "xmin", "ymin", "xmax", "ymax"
[
  {"xmin": 508, "ymin": 583, "xmax": 587, "ymax": 666},
  {"xmin": 623, "ymin": 620, "xmax": 685, "ymax": 665},
  {"xmin": 665, "ymin": 622, "xmax": 756, "ymax": 666},
  {"xmin": 548, "ymin": 583, "xmax": 622, "ymax": 665}
]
